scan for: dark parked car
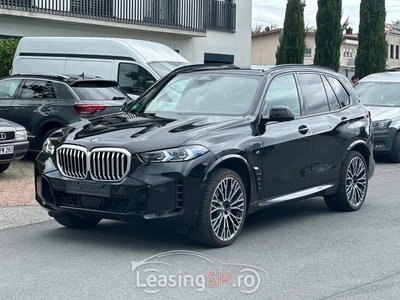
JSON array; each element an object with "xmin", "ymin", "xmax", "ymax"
[
  {"xmin": 354, "ymin": 72, "xmax": 400, "ymax": 162},
  {"xmin": 35, "ymin": 64, "xmax": 375, "ymax": 247},
  {"xmin": 0, "ymin": 74, "xmax": 130, "ymax": 151},
  {"xmin": 0, "ymin": 118, "xmax": 29, "ymax": 172}
]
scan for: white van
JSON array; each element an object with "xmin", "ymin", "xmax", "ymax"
[{"xmin": 12, "ymin": 37, "xmax": 190, "ymax": 98}]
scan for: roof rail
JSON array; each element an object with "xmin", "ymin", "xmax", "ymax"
[
  {"xmin": 268, "ymin": 64, "xmax": 336, "ymax": 73},
  {"xmin": 11, "ymin": 73, "xmax": 70, "ymax": 81},
  {"xmin": 169, "ymin": 63, "xmax": 240, "ymax": 75}
]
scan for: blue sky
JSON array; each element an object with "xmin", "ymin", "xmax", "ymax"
[{"xmin": 252, "ymin": 0, "xmax": 400, "ymax": 32}]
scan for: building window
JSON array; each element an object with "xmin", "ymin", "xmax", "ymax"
[
  {"xmin": 390, "ymin": 44, "xmax": 394, "ymax": 59},
  {"xmin": 396, "ymin": 46, "xmax": 399, "ymax": 59},
  {"xmin": 304, "ymin": 48, "xmax": 312, "ymax": 58}
]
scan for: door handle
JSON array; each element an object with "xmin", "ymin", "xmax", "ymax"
[
  {"xmin": 298, "ymin": 125, "xmax": 309, "ymax": 135},
  {"xmin": 341, "ymin": 117, "xmax": 349, "ymax": 124},
  {"xmin": 0, "ymin": 108, "xmax": 8, "ymax": 112}
]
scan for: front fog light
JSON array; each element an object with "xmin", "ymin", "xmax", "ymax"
[
  {"xmin": 42, "ymin": 138, "xmax": 55, "ymax": 155},
  {"xmin": 15, "ymin": 130, "xmax": 27, "ymax": 141}
]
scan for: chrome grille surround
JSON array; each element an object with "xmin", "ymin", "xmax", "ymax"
[
  {"xmin": 56, "ymin": 145, "xmax": 131, "ymax": 182},
  {"xmin": 90, "ymin": 148, "xmax": 131, "ymax": 181},
  {"xmin": 57, "ymin": 145, "xmax": 88, "ymax": 179}
]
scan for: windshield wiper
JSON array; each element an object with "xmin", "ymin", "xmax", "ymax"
[{"xmin": 112, "ymin": 96, "xmax": 127, "ymax": 100}]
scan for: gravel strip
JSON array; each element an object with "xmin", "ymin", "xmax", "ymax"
[{"xmin": 0, "ymin": 206, "xmax": 53, "ymax": 230}]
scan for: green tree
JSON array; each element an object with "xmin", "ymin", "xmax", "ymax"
[
  {"xmin": 0, "ymin": 38, "xmax": 19, "ymax": 78},
  {"xmin": 355, "ymin": 0, "xmax": 387, "ymax": 78},
  {"xmin": 313, "ymin": 0, "xmax": 343, "ymax": 71},
  {"xmin": 276, "ymin": 0, "xmax": 306, "ymax": 64}
]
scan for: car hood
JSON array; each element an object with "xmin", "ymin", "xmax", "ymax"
[
  {"xmin": 0, "ymin": 118, "xmax": 24, "ymax": 131},
  {"xmin": 365, "ymin": 106, "xmax": 400, "ymax": 121},
  {"xmin": 61, "ymin": 112, "xmax": 245, "ymax": 153}
]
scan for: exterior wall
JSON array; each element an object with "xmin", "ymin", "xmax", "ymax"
[
  {"xmin": 251, "ymin": 32, "xmax": 316, "ymax": 66},
  {"xmin": 386, "ymin": 33, "xmax": 400, "ymax": 69},
  {"xmin": 191, "ymin": 0, "xmax": 252, "ymax": 68},
  {"xmin": 251, "ymin": 33, "xmax": 280, "ymax": 65},
  {"xmin": 0, "ymin": 0, "xmax": 252, "ymax": 67}
]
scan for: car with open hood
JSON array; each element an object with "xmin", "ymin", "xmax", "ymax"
[{"xmin": 35, "ymin": 64, "xmax": 375, "ymax": 247}]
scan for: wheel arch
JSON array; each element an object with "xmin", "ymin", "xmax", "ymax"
[
  {"xmin": 347, "ymin": 140, "xmax": 371, "ymax": 168},
  {"xmin": 204, "ymin": 154, "xmax": 257, "ymax": 207}
]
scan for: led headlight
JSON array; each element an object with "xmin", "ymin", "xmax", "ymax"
[
  {"xmin": 15, "ymin": 130, "xmax": 27, "ymax": 141},
  {"xmin": 372, "ymin": 119, "xmax": 392, "ymax": 130},
  {"xmin": 42, "ymin": 138, "xmax": 55, "ymax": 155},
  {"xmin": 139, "ymin": 145, "xmax": 209, "ymax": 163}
]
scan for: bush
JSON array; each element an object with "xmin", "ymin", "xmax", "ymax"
[{"xmin": 0, "ymin": 39, "xmax": 20, "ymax": 78}]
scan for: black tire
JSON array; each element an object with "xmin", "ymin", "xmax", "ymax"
[
  {"xmin": 389, "ymin": 132, "xmax": 400, "ymax": 163},
  {"xmin": 0, "ymin": 163, "xmax": 10, "ymax": 173},
  {"xmin": 189, "ymin": 168, "xmax": 247, "ymax": 247},
  {"xmin": 324, "ymin": 151, "xmax": 368, "ymax": 212},
  {"xmin": 53, "ymin": 215, "xmax": 101, "ymax": 229}
]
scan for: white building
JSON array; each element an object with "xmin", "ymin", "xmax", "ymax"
[{"xmin": 0, "ymin": 0, "xmax": 251, "ymax": 67}]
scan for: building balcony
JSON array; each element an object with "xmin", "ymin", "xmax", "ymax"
[{"xmin": 0, "ymin": 0, "xmax": 236, "ymax": 36}]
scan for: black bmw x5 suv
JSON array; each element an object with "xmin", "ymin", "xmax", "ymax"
[{"xmin": 35, "ymin": 64, "xmax": 375, "ymax": 247}]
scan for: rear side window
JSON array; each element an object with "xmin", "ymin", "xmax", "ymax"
[
  {"xmin": 298, "ymin": 73, "xmax": 329, "ymax": 115},
  {"xmin": 321, "ymin": 76, "xmax": 341, "ymax": 111},
  {"xmin": 53, "ymin": 82, "xmax": 76, "ymax": 100},
  {"xmin": 118, "ymin": 63, "xmax": 156, "ymax": 95},
  {"xmin": 326, "ymin": 76, "xmax": 350, "ymax": 107},
  {"xmin": 20, "ymin": 80, "xmax": 56, "ymax": 99}
]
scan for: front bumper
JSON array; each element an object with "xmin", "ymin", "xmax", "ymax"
[
  {"xmin": 372, "ymin": 127, "xmax": 397, "ymax": 153},
  {"xmin": 0, "ymin": 140, "xmax": 29, "ymax": 164},
  {"xmin": 35, "ymin": 151, "xmax": 215, "ymax": 228}
]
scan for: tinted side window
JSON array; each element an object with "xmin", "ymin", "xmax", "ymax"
[
  {"xmin": 20, "ymin": 80, "xmax": 56, "ymax": 99},
  {"xmin": 264, "ymin": 74, "xmax": 301, "ymax": 117},
  {"xmin": 53, "ymin": 82, "xmax": 76, "ymax": 99},
  {"xmin": 298, "ymin": 73, "xmax": 329, "ymax": 115},
  {"xmin": 321, "ymin": 76, "xmax": 341, "ymax": 111},
  {"xmin": 0, "ymin": 79, "xmax": 21, "ymax": 99},
  {"xmin": 326, "ymin": 76, "xmax": 350, "ymax": 107},
  {"xmin": 118, "ymin": 63, "xmax": 156, "ymax": 95}
]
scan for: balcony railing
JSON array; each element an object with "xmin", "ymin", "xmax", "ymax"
[
  {"xmin": 207, "ymin": 0, "xmax": 236, "ymax": 32},
  {"xmin": 0, "ymin": 0, "xmax": 209, "ymax": 32}
]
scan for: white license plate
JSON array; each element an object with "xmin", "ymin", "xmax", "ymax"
[{"xmin": 0, "ymin": 146, "xmax": 14, "ymax": 155}]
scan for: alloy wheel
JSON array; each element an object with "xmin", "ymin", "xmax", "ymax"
[
  {"xmin": 345, "ymin": 156, "xmax": 367, "ymax": 206},
  {"xmin": 210, "ymin": 177, "xmax": 245, "ymax": 241}
]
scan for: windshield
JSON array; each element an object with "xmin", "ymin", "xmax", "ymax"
[
  {"xmin": 129, "ymin": 73, "xmax": 262, "ymax": 116},
  {"xmin": 354, "ymin": 82, "xmax": 400, "ymax": 107},
  {"xmin": 71, "ymin": 83, "xmax": 130, "ymax": 101},
  {"xmin": 147, "ymin": 61, "xmax": 189, "ymax": 77}
]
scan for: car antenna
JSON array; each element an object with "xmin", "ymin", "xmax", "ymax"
[{"xmin": 80, "ymin": 72, "xmax": 85, "ymax": 79}]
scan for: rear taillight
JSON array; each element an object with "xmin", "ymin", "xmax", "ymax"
[{"xmin": 73, "ymin": 104, "xmax": 106, "ymax": 115}]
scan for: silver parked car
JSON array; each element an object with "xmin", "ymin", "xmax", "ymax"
[
  {"xmin": 0, "ymin": 118, "xmax": 29, "ymax": 173},
  {"xmin": 354, "ymin": 72, "xmax": 400, "ymax": 162}
]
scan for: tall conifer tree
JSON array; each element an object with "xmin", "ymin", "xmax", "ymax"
[
  {"xmin": 355, "ymin": 0, "xmax": 387, "ymax": 78},
  {"xmin": 276, "ymin": 0, "xmax": 306, "ymax": 64}
]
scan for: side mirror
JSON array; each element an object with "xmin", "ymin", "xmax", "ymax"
[
  {"xmin": 263, "ymin": 106, "xmax": 295, "ymax": 123},
  {"xmin": 144, "ymin": 80, "xmax": 155, "ymax": 90},
  {"xmin": 121, "ymin": 100, "xmax": 134, "ymax": 112}
]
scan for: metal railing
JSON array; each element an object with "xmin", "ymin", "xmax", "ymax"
[
  {"xmin": 207, "ymin": 0, "xmax": 236, "ymax": 32},
  {"xmin": 0, "ymin": 0, "xmax": 213, "ymax": 32}
]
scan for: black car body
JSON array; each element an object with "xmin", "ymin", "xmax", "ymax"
[
  {"xmin": 0, "ymin": 118, "xmax": 29, "ymax": 173},
  {"xmin": 35, "ymin": 64, "xmax": 375, "ymax": 247},
  {"xmin": 354, "ymin": 72, "xmax": 400, "ymax": 162},
  {"xmin": 0, "ymin": 74, "xmax": 130, "ymax": 150}
]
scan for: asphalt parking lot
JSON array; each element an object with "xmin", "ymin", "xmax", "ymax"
[{"xmin": 1, "ymin": 155, "xmax": 400, "ymax": 299}]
